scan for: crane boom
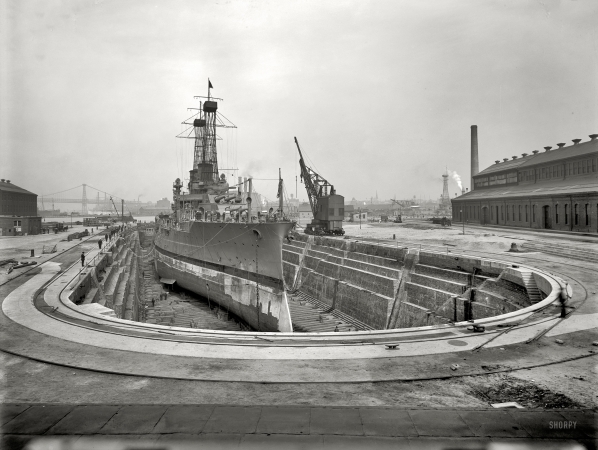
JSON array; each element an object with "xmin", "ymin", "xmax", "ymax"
[
  {"xmin": 391, "ymin": 199, "xmax": 414, "ymax": 208},
  {"xmin": 294, "ymin": 137, "xmax": 344, "ymax": 236},
  {"xmin": 294, "ymin": 137, "xmax": 336, "ymax": 216},
  {"xmin": 109, "ymin": 196, "xmax": 120, "ymax": 219},
  {"xmin": 295, "ymin": 137, "xmax": 318, "ymax": 216}
]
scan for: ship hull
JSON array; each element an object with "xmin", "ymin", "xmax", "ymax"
[{"xmin": 154, "ymin": 220, "xmax": 295, "ymax": 332}]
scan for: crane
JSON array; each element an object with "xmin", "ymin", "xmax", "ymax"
[
  {"xmin": 109, "ymin": 196, "xmax": 121, "ymax": 221},
  {"xmin": 390, "ymin": 199, "xmax": 416, "ymax": 223},
  {"xmin": 294, "ymin": 137, "xmax": 344, "ymax": 235},
  {"xmin": 391, "ymin": 199, "xmax": 415, "ymax": 210}
]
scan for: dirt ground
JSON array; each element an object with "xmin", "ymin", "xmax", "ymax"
[{"xmin": 1, "ymin": 350, "xmax": 595, "ymax": 409}]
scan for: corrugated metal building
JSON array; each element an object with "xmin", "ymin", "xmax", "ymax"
[
  {"xmin": 451, "ymin": 135, "xmax": 598, "ymax": 233},
  {"xmin": 0, "ymin": 179, "xmax": 42, "ymax": 236}
]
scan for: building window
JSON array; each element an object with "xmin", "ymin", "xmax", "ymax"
[
  {"xmin": 501, "ymin": 205, "xmax": 504, "ymax": 220},
  {"xmin": 574, "ymin": 204, "xmax": 579, "ymax": 225},
  {"xmin": 532, "ymin": 205, "xmax": 536, "ymax": 222},
  {"xmin": 585, "ymin": 204, "xmax": 589, "ymax": 226},
  {"xmin": 555, "ymin": 204, "xmax": 559, "ymax": 224},
  {"xmin": 518, "ymin": 205, "xmax": 521, "ymax": 221},
  {"xmin": 525, "ymin": 205, "xmax": 528, "ymax": 222},
  {"xmin": 565, "ymin": 204, "xmax": 569, "ymax": 224},
  {"xmin": 329, "ymin": 208, "xmax": 335, "ymax": 216}
]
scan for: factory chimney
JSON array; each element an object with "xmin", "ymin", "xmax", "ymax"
[{"xmin": 471, "ymin": 125, "xmax": 479, "ymax": 191}]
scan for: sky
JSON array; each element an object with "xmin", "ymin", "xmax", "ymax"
[{"xmin": 1, "ymin": 0, "xmax": 597, "ymax": 206}]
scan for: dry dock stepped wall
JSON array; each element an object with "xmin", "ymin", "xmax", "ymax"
[
  {"xmin": 283, "ymin": 235, "xmax": 543, "ymax": 330},
  {"xmin": 68, "ymin": 232, "xmax": 143, "ymax": 321}
]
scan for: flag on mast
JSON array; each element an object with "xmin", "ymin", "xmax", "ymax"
[{"xmin": 208, "ymin": 79, "xmax": 213, "ymax": 89}]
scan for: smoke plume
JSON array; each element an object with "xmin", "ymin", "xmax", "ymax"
[{"xmin": 448, "ymin": 170, "xmax": 463, "ymax": 190}]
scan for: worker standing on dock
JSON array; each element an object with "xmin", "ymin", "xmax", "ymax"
[
  {"xmin": 98, "ymin": 240, "xmax": 102, "ymax": 250},
  {"xmin": 80, "ymin": 252, "xmax": 85, "ymax": 267}
]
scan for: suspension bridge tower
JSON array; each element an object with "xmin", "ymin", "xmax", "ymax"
[{"xmin": 82, "ymin": 184, "xmax": 88, "ymax": 215}]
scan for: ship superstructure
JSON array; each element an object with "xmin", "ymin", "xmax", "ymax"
[{"xmin": 154, "ymin": 81, "xmax": 295, "ymax": 332}]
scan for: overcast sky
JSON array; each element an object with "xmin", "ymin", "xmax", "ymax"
[{"xmin": 1, "ymin": 0, "xmax": 597, "ymax": 206}]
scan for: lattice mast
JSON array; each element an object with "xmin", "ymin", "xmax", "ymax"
[
  {"xmin": 194, "ymin": 82, "xmax": 219, "ymax": 183},
  {"xmin": 177, "ymin": 79, "xmax": 236, "ymax": 191}
]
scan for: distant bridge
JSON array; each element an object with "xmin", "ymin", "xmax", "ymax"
[{"xmin": 38, "ymin": 184, "xmax": 146, "ymax": 215}]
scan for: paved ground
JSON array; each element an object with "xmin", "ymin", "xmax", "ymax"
[
  {"xmin": 2, "ymin": 404, "xmax": 596, "ymax": 449},
  {"xmin": 0, "ymin": 224, "xmax": 104, "ymax": 286},
  {"xmin": 1, "ymin": 222, "xmax": 597, "ymax": 448}
]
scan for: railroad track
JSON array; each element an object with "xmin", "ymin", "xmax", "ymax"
[{"xmin": 521, "ymin": 241, "xmax": 598, "ymax": 264}]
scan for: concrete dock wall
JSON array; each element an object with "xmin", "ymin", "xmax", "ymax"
[
  {"xmin": 66, "ymin": 230, "xmax": 143, "ymax": 321},
  {"xmin": 284, "ymin": 235, "xmax": 537, "ymax": 329},
  {"xmin": 284, "ymin": 236, "xmax": 402, "ymax": 328}
]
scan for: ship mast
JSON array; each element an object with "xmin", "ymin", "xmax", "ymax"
[
  {"xmin": 195, "ymin": 79, "xmax": 219, "ymax": 183},
  {"xmin": 176, "ymin": 79, "xmax": 237, "ymax": 192}
]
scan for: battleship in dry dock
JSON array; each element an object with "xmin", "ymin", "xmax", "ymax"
[{"xmin": 154, "ymin": 82, "xmax": 295, "ymax": 332}]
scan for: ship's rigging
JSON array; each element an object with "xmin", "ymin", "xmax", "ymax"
[{"xmin": 176, "ymin": 82, "xmax": 237, "ymax": 184}]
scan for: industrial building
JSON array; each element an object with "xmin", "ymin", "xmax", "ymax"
[
  {"xmin": 0, "ymin": 179, "xmax": 42, "ymax": 236},
  {"xmin": 452, "ymin": 128, "xmax": 598, "ymax": 233},
  {"xmin": 298, "ymin": 203, "xmax": 312, "ymax": 222}
]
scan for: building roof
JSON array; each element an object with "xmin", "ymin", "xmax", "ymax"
[
  {"xmin": 476, "ymin": 138, "xmax": 598, "ymax": 177},
  {"xmin": 0, "ymin": 180, "xmax": 37, "ymax": 196},
  {"xmin": 453, "ymin": 176, "xmax": 598, "ymax": 201},
  {"xmin": 477, "ymin": 155, "xmax": 535, "ymax": 175}
]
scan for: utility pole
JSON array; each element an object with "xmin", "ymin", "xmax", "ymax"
[
  {"xmin": 278, "ymin": 169, "xmax": 284, "ymax": 219},
  {"xmin": 121, "ymin": 199, "xmax": 124, "ymax": 222}
]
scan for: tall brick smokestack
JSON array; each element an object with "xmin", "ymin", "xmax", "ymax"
[{"xmin": 471, "ymin": 125, "xmax": 479, "ymax": 190}]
